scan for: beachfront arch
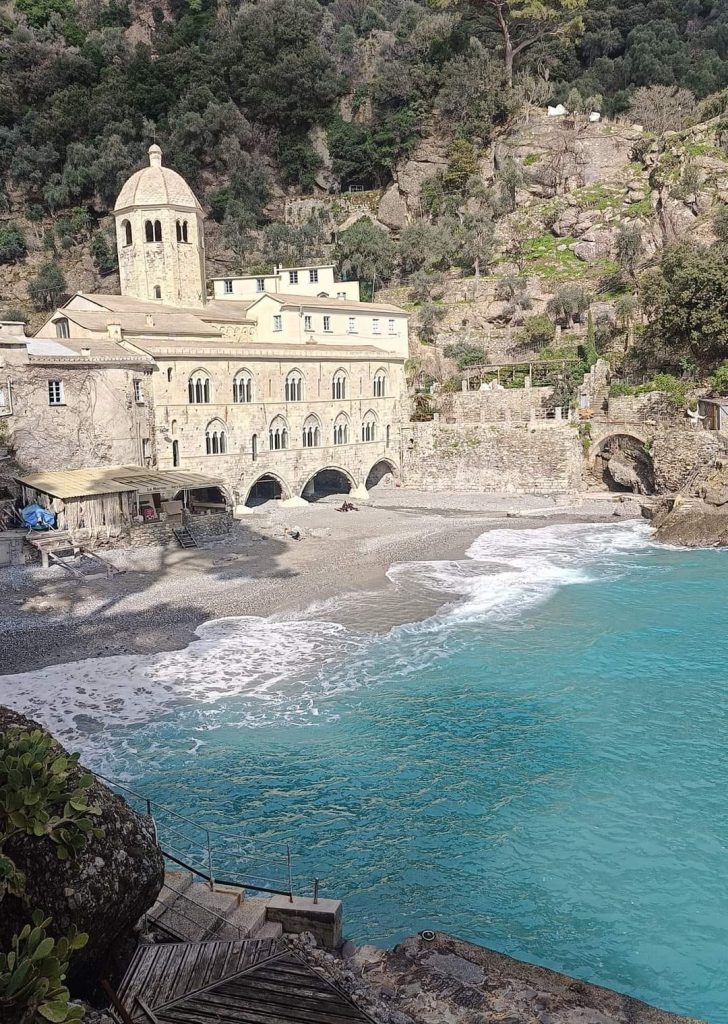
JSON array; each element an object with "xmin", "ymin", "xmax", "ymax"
[
  {"xmin": 591, "ymin": 433, "xmax": 654, "ymax": 494},
  {"xmin": 245, "ymin": 473, "xmax": 290, "ymax": 507},
  {"xmin": 301, "ymin": 467, "xmax": 354, "ymax": 501},
  {"xmin": 365, "ymin": 459, "xmax": 398, "ymax": 490}
]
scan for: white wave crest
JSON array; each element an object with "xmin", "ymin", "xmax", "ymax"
[{"xmin": 388, "ymin": 519, "xmax": 651, "ymax": 623}]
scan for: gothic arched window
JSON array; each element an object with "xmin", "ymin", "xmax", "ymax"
[
  {"xmin": 332, "ymin": 369, "xmax": 347, "ymax": 401},
  {"xmin": 285, "ymin": 369, "xmax": 304, "ymax": 402},
  {"xmin": 361, "ymin": 410, "xmax": 378, "ymax": 442},
  {"xmin": 333, "ymin": 413, "xmax": 349, "ymax": 446},
  {"xmin": 269, "ymin": 415, "xmax": 289, "ymax": 451},
  {"xmin": 302, "ymin": 415, "xmax": 321, "ymax": 448},
  {"xmin": 205, "ymin": 419, "xmax": 227, "ymax": 455},
  {"xmin": 145, "ymin": 220, "xmax": 154, "ymax": 243},
  {"xmin": 121, "ymin": 220, "xmax": 132, "ymax": 246},
  {"xmin": 373, "ymin": 369, "xmax": 387, "ymax": 398},
  {"xmin": 188, "ymin": 370, "xmax": 211, "ymax": 404},
  {"xmin": 233, "ymin": 370, "xmax": 253, "ymax": 403}
]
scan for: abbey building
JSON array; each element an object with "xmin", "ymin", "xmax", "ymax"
[{"xmin": 1, "ymin": 146, "xmax": 408, "ymax": 514}]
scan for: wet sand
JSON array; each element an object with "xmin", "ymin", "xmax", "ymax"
[{"xmin": 0, "ymin": 489, "xmax": 634, "ymax": 675}]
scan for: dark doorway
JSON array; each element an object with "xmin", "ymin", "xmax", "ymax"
[{"xmin": 246, "ymin": 475, "xmax": 284, "ymax": 506}]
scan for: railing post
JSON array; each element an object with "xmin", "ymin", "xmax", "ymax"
[
  {"xmin": 146, "ymin": 798, "xmax": 151, "ymax": 816},
  {"xmin": 313, "ymin": 878, "xmax": 319, "ymax": 905},
  {"xmin": 206, "ymin": 830, "xmax": 214, "ymax": 891},
  {"xmin": 287, "ymin": 844, "xmax": 293, "ymax": 903}
]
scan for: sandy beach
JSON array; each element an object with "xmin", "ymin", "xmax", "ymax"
[{"xmin": 0, "ymin": 488, "xmax": 636, "ymax": 675}]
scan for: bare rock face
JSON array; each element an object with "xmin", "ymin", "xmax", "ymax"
[
  {"xmin": 0, "ymin": 706, "xmax": 164, "ymax": 987},
  {"xmin": 296, "ymin": 931, "xmax": 701, "ymax": 1024},
  {"xmin": 652, "ymin": 500, "xmax": 728, "ymax": 547}
]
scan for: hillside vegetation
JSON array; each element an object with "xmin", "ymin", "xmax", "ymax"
[{"xmin": 3, "ymin": 0, "xmax": 728, "ymax": 392}]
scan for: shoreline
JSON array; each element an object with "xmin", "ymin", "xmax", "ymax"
[{"xmin": 0, "ymin": 490, "xmax": 634, "ymax": 676}]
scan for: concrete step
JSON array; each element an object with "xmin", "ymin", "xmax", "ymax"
[
  {"xmin": 218, "ymin": 898, "xmax": 268, "ymax": 940},
  {"xmin": 151, "ymin": 883, "xmax": 242, "ymax": 942},
  {"xmin": 255, "ymin": 921, "xmax": 284, "ymax": 940}
]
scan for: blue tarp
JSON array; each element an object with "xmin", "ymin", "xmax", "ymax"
[{"xmin": 20, "ymin": 503, "xmax": 55, "ymax": 530}]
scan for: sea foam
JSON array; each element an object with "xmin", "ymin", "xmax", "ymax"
[{"xmin": 0, "ymin": 520, "xmax": 652, "ymax": 746}]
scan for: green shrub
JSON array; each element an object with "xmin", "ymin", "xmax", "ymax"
[
  {"xmin": 443, "ymin": 342, "xmax": 486, "ymax": 369},
  {"xmin": 0, "ymin": 224, "xmax": 27, "ymax": 264},
  {"xmin": 522, "ymin": 314, "xmax": 555, "ymax": 348},
  {"xmin": 0, "ymin": 728, "xmax": 103, "ymax": 899},
  {"xmin": 0, "ymin": 909, "xmax": 87, "ymax": 1024},
  {"xmin": 28, "ymin": 263, "xmax": 67, "ymax": 312},
  {"xmin": 709, "ymin": 362, "xmax": 728, "ymax": 395}
]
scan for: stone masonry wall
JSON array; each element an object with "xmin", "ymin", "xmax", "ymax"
[
  {"xmin": 447, "ymin": 387, "xmax": 553, "ymax": 423},
  {"xmin": 651, "ymin": 429, "xmax": 728, "ymax": 493},
  {"xmin": 400, "ymin": 421, "xmax": 583, "ymax": 493}
]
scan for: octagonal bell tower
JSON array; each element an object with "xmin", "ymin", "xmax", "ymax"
[{"xmin": 113, "ymin": 145, "xmax": 207, "ymax": 307}]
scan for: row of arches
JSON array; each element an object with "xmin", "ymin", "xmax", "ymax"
[
  {"xmin": 119, "ymin": 218, "xmax": 191, "ymax": 246},
  {"xmin": 187, "ymin": 367, "xmax": 388, "ymax": 405},
  {"xmin": 246, "ymin": 460, "xmax": 397, "ymax": 507}
]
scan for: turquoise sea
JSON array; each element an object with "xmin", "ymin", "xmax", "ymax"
[{"xmin": 4, "ymin": 520, "xmax": 728, "ymax": 1022}]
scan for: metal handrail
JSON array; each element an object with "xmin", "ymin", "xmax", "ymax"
[{"xmin": 97, "ymin": 772, "xmax": 296, "ymax": 899}]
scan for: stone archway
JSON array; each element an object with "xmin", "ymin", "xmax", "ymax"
[
  {"xmin": 365, "ymin": 459, "xmax": 398, "ymax": 490},
  {"xmin": 591, "ymin": 434, "xmax": 655, "ymax": 494},
  {"xmin": 301, "ymin": 467, "xmax": 355, "ymax": 501},
  {"xmin": 245, "ymin": 473, "xmax": 289, "ymax": 507}
]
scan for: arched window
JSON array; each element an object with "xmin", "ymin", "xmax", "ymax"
[
  {"xmin": 373, "ymin": 369, "xmax": 387, "ymax": 398},
  {"xmin": 153, "ymin": 285, "xmax": 162, "ymax": 300},
  {"xmin": 205, "ymin": 419, "xmax": 227, "ymax": 455},
  {"xmin": 153, "ymin": 220, "xmax": 162, "ymax": 242},
  {"xmin": 361, "ymin": 410, "xmax": 378, "ymax": 442},
  {"xmin": 302, "ymin": 414, "xmax": 321, "ymax": 448},
  {"xmin": 182, "ymin": 220, "xmax": 189, "ymax": 242},
  {"xmin": 386, "ymin": 424, "xmax": 391, "ymax": 447},
  {"xmin": 251, "ymin": 434, "xmax": 258, "ymax": 461},
  {"xmin": 332, "ymin": 369, "xmax": 347, "ymax": 401},
  {"xmin": 233, "ymin": 370, "xmax": 253, "ymax": 403},
  {"xmin": 285, "ymin": 369, "xmax": 304, "ymax": 402},
  {"xmin": 121, "ymin": 220, "xmax": 132, "ymax": 246},
  {"xmin": 55, "ymin": 319, "xmax": 69, "ymax": 339},
  {"xmin": 145, "ymin": 220, "xmax": 154, "ymax": 243},
  {"xmin": 188, "ymin": 370, "xmax": 211, "ymax": 404},
  {"xmin": 172, "ymin": 439, "xmax": 180, "ymax": 467},
  {"xmin": 171, "ymin": 419, "xmax": 177, "ymax": 434},
  {"xmin": 269, "ymin": 415, "xmax": 289, "ymax": 451},
  {"xmin": 176, "ymin": 220, "xmax": 182, "ymax": 242},
  {"xmin": 333, "ymin": 413, "xmax": 349, "ymax": 446},
  {"xmin": 167, "ymin": 367, "xmax": 173, "ymax": 382}
]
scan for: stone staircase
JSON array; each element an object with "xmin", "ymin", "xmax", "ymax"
[{"xmin": 146, "ymin": 869, "xmax": 283, "ymax": 943}]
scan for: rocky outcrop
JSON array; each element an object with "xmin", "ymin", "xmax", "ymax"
[
  {"xmin": 652, "ymin": 499, "xmax": 728, "ymax": 547},
  {"xmin": 0, "ymin": 706, "xmax": 164, "ymax": 987},
  {"xmin": 293, "ymin": 931, "xmax": 701, "ymax": 1024}
]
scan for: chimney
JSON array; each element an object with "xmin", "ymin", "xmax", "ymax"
[
  {"xmin": 107, "ymin": 323, "xmax": 122, "ymax": 341},
  {"xmin": 80, "ymin": 347, "xmax": 91, "ymax": 357},
  {"xmin": 0, "ymin": 320, "xmax": 26, "ymax": 337},
  {"xmin": 146, "ymin": 313, "xmax": 155, "ymax": 328}
]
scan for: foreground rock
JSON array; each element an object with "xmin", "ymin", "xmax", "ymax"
[
  {"xmin": 295, "ymin": 931, "xmax": 702, "ymax": 1024},
  {"xmin": 0, "ymin": 706, "xmax": 164, "ymax": 986}
]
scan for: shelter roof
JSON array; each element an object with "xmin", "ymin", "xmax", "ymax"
[{"xmin": 17, "ymin": 466, "xmax": 224, "ymax": 500}]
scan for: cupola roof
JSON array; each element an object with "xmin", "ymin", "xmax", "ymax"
[{"xmin": 114, "ymin": 145, "xmax": 201, "ymax": 212}]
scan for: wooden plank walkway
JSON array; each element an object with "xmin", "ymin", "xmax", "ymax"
[
  {"xmin": 116, "ymin": 940, "xmax": 377, "ymax": 1024},
  {"xmin": 117, "ymin": 937, "xmax": 281, "ymax": 1017}
]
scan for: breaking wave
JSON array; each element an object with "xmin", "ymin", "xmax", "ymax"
[{"xmin": 0, "ymin": 520, "xmax": 652, "ymax": 747}]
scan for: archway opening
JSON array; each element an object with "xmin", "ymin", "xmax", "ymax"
[
  {"xmin": 592, "ymin": 435, "xmax": 654, "ymax": 494},
  {"xmin": 365, "ymin": 460, "xmax": 397, "ymax": 490},
  {"xmin": 304, "ymin": 469, "xmax": 352, "ymax": 501},
  {"xmin": 246, "ymin": 474, "xmax": 284, "ymax": 507},
  {"xmin": 173, "ymin": 485, "xmax": 228, "ymax": 514}
]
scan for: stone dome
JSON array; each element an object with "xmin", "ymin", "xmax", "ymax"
[{"xmin": 114, "ymin": 145, "xmax": 202, "ymax": 212}]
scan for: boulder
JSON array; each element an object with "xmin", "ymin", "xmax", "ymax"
[
  {"xmin": 0, "ymin": 706, "xmax": 164, "ymax": 987},
  {"xmin": 652, "ymin": 500, "xmax": 728, "ymax": 547},
  {"xmin": 378, "ymin": 184, "xmax": 409, "ymax": 229}
]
